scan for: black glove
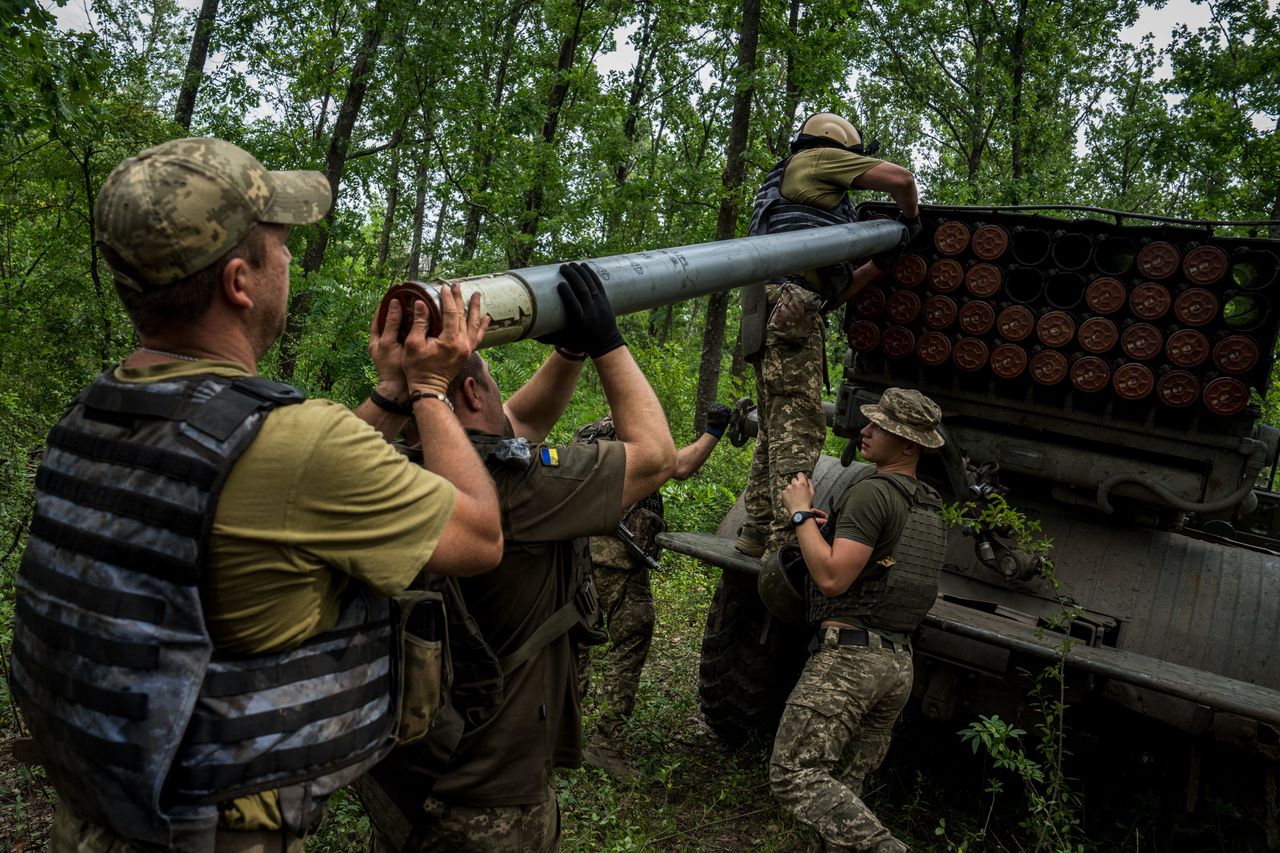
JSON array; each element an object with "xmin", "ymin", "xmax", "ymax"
[
  {"xmin": 898, "ymin": 211, "xmax": 923, "ymax": 241},
  {"xmin": 535, "ymin": 262, "xmax": 625, "ymax": 358},
  {"xmin": 704, "ymin": 402, "xmax": 731, "ymax": 438}
]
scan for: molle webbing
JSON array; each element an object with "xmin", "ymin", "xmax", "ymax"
[
  {"xmin": 10, "ymin": 370, "xmax": 397, "ymax": 850},
  {"xmin": 748, "ymin": 157, "xmax": 858, "ymax": 238},
  {"xmin": 807, "ymin": 474, "xmax": 947, "ymax": 633}
]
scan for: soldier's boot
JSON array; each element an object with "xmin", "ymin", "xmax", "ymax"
[
  {"xmin": 734, "ymin": 526, "xmax": 767, "ymax": 558},
  {"xmin": 582, "ymin": 736, "xmax": 641, "ymax": 783}
]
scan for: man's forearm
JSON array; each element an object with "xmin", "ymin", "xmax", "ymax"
[
  {"xmin": 504, "ymin": 351, "xmax": 584, "ymax": 443},
  {"xmin": 672, "ymin": 433, "xmax": 719, "ymax": 480},
  {"xmin": 892, "ymin": 182, "xmax": 920, "ymax": 219},
  {"xmin": 595, "ymin": 346, "xmax": 676, "ymax": 504},
  {"xmin": 354, "ymin": 400, "xmax": 408, "ymax": 442}
]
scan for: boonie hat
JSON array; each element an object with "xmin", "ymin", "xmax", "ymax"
[
  {"xmin": 95, "ymin": 137, "xmax": 332, "ymax": 289},
  {"xmin": 859, "ymin": 387, "xmax": 945, "ymax": 448}
]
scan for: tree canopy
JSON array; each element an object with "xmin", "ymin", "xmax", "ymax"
[{"xmin": 0, "ymin": 0, "xmax": 1275, "ymax": 559}]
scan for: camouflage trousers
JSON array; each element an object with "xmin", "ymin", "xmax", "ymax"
[
  {"xmin": 769, "ymin": 628, "xmax": 914, "ymax": 853},
  {"xmin": 744, "ymin": 284, "xmax": 827, "ymax": 556},
  {"xmin": 370, "ymin": 782, "xmax": 559, "ymax": 853},
  {"xmin": 577, "ymin": 562, "xmax": 655, "ymax": 741}
]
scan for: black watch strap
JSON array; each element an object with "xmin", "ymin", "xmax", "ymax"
[
  {"xmin": 791, "ymin": 510, "xmax": 817, "ymax": 527},
  {"xmin": 370, "ymin": 388, "xmax": 412, "ymax": 416}
]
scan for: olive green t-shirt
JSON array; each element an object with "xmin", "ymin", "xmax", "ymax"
[
  {"xmin": 108, "ymin": 360, "xmax": 457, "ymax": 834},
  {"xmin": 781, "ymin": 146, "xmax": 884, "ymax": 210},
  {"xmin": 833, "ymin": 476, "xmax": 911, "ymax": 569},
  {"xmin": 423, "ymin": 433, "xmax": 626, "ymax": 807}
]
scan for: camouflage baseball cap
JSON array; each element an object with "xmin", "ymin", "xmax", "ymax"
[
  {"xmin": 95, "ymin": 137, "xmax": 331, "ymax": 289},
  {"xmin": 860, "ymin": 387, "xmax": 945, "ymax": 448}
]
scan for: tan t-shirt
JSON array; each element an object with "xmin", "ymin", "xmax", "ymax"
[
  {"xmin": 780, "ymin": 146, "xmax": 884, "ymax": 210},
  {"xmin": 106, "ymin": 360, "xmax": 457, "ymax": 833}
]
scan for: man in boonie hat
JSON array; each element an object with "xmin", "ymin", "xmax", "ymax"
[
  {"xmin": 768, "ymin": 387, "xmax": 947, "ymax": 852},
  {"xmin": 11, "ymin": 137, "xmax": 504, "ymax": 851}
]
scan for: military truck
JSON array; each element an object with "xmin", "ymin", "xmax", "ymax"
[{"xmin": 659, "ymin": 203, "xmax": 1280, "ymax": 837}]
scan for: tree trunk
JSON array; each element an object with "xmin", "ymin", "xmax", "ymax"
[
  {"xmin": 695, "ymin": 0, "xmax": 761, "ymax": 431},
  {"xmin": 427, "ymin": 190, "xmax": 449, "ymax": 278},
  {"xmin": 377, "ymin": 145, "xmax": 401, "ymax": 272},
  {"xmin": 282, "ymin": 0, "xmax": 388, "ymax": 380},
  {"xmin": 300, "ymin": 1, "xmax": 388, "ymax": 276},
  {"xmin": 79, "ymin": 145, "xmax": 112, "ymax": 368},
  {"xmin": 510, "ymin": 0, "xmax": 590, "ymax": 269},
  {"xmin": 408, "ymin": 153, "xmax": 430, "ymax": 279},
  {"xmin": 605, "ymin": 2, "xmax": 658, "ymax": 242},
  {"xmin": 460, "ymin": 5, "xmax": 523, "ymax": 262},
  {"xmin": 173, "ymin": 0, "xmax": 220, "ymax": 129},
  {"xmin": 771, "ymin": 0, "xmax": 803, "ymax": 159}
]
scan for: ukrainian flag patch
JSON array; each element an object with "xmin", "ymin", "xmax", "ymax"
[{"xmin": 540, "ymin": 447, "xmax": 560, "ymax": 467}]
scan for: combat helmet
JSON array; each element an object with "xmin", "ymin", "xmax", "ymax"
[
  {"xmin": 791, "ymin": 112, "xmax": 879, "ymax": 156},
  {"xmin": 757, "ymin": 544, "xmax": 811, "ymax": 625}
]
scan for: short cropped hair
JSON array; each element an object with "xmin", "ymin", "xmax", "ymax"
[
  {"xmin": 447, "ymin": 353, "xmax": 488, "ymax": 404},
  {"xmin": 107, "ymin": 224, "xmax": 277, "ymax": 337}
]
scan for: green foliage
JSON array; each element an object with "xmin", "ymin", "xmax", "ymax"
[{"xmin": 941, "ymin": 497, "xmax": 1084, "ymax": 852}]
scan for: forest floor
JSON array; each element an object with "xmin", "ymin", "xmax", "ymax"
[{"xmin": 2, "ymin": 555, "xmax": 1275, "ymax": 851}]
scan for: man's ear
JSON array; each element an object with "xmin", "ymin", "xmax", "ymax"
[
  {"xmin": 461, "ymin": 376, "xmax": 483, "ymax": 412},
  {"xmin": 221, "ymin": 257, "xmax": 254, "ymax": 311}
]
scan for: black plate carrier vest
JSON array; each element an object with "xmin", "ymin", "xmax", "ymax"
[
  {"xmin": 806, "ymin": 473, "xmax": 947, "ymax": 633},
  {"xmin": 10, "ymin": 370, "xmax": 399, "ymax": 851},
  {"xmin": 741, "ymin": 151, "xmax": 861, "ymax": 359}
]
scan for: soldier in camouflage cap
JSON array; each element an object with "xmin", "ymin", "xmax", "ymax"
[
  {"xmin": 768, "ymin": 387, "xmax": 947, "ymax": 852},
  {"xmin": 96, "ymin": 136, "xmax": 332, "ymax": 290},
  {"xmin": 18, "ymin": 137, "xmax": 505, "ymax": 852}
]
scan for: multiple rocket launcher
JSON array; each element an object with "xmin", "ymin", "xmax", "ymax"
[
  {"xmin": 845, "ymin": 204, "xmax": 1280, "ymax": 422},
  {"xmin": 374, "ymin": 204, "xmax": 1278, "ymax": 428}
]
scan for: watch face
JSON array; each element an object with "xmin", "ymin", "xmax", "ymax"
[{"xmin": 791, "ymin": 511, "xmax": 809, "ymax": 525}]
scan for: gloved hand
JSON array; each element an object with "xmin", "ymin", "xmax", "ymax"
[
  {"xmin": 898, "ymin": 211, "xmax": 923, "ymax": 241},
  {"xmin": 535, "ymin": 262, "xmax": 625, "ymax": 358},
  {"xmin": 705, "ymin": 402, "xmax": 732, "ymax": 438}
]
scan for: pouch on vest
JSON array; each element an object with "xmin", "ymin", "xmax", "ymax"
[
  {"xmin": 767, "ymin": 283, "xmax": 824, "ymax": 344},
  {"xmin": 393, "ymin": 590, "xmax": 449, "ymax": 746},
  {"xmin": 568, "ymin": 537, "xmax": 609, "ymax": 646}
]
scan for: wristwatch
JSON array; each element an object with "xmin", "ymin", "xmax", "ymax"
[{"xmin": 790, "ymin": 510, "xmax": 817, "ymax": 527}]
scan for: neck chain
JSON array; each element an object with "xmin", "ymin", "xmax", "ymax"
[{"xmin": 138, "ymin": 346, "xmax": 202, "ymax": 363}]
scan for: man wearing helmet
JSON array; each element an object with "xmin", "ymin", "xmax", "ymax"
[
  {"xmin": 767, "ymin": 387, "xmax": 947, "ymax": 852},
  {"xmin": 737, "ymin": 112, "xmax": 920, "ymax": 562}
]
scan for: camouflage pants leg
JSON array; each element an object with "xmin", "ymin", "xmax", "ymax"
[
  {"xmin": 769, "ymin": 635, "xmax": 914, "ymax": 853},
  {"xmin": 743, "ymin": 301, "xmax": 826, "ymax": 556},
  {"xmin": 372, "ymin": 783, "xmax": 560, "ymax": 853},
  {"xmin": 578, "ymin": 563, "xmax": 655, "ymax": 740}
]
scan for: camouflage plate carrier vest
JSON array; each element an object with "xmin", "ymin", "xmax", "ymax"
[
  {"xmin": 807, "ymin": 472, "xmax": 947, "ymax": 633},
  {"xmin": 10, "ymin": 371, "xmax": 399, "ymax": 851},
  {"xmin": 574, "ymin": 416, "xmax": 665, "ymax": 570}
]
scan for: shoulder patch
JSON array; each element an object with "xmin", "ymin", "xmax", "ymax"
[{"xmin": 540, "ymin": 446, "xmax": 560, "ymax": 467}]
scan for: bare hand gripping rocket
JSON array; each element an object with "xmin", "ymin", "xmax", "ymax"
[{"xmin": 376, "ymin": 219, "xmax": 906, "ymax": 344}]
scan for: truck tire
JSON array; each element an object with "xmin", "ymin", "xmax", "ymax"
[{"xmin": 698, "ymin": 567, "xmax": 810, "ymax": 744}]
